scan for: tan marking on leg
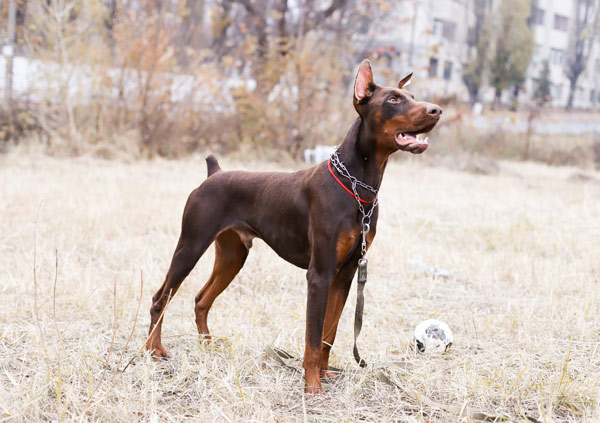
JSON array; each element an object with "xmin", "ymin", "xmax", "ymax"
[
  {"xmin": 336, "ymin": 230, "xmax": 359, "ymax": 263},
  {"xmin": 194, "ymin": 229, "xmax": 250, "ymax": 336},
  {"xmin": 320, "ymin": 282, "xmax": 349, "ymax": 377}
]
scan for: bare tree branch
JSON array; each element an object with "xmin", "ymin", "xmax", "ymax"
[{"xmin": 565, "ymin": 0, "xmax": 600, "ymax": 110}]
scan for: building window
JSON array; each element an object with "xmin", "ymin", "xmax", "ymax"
[
  {"xmin": 591, "ymin": 90, "xmax": 596, "ymax": 104},
  {"xmin": 467, "ymin": 27, "xmax": 476, "ymax": 46},
  {"xmin": 552, "ymin": 83, "xmax": 563, "ymax": 99},
  {"xmin": 531, "ymin": 7, "xmax": 545, "ymax": 25},
  {"xmin": 429, "ymin": 58, "xmax": 439, "ymax": 78},
  {"xmin": 550, "ymin": 48, "xmax": 565, "ymax": 66},
  {"xmin": 443, "ymin": 61, "xmax": 453, "ymax": 80},
  {"xmin": 433, "ymin": 19, "xmax": 444, "ymax": 38},
  {"xmin": 554, "ymin": 14, "xmax": 569, "ymax": 31},
  {"xmin": 443, "ymin": 21, "xmax": 456, "ymax": 41},
  {"xmin": 433, "ymin": 18, "xmax": 456, "ymax": 41}
]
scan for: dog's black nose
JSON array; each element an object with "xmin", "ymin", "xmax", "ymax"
[{"xmin": 426, "ymin": 104, "xmax": 442, "ymax": 117}]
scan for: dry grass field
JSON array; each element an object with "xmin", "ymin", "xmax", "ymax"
[{"xmin": 1, "ymin": 150, "xmax": 599, "ymax": 422}]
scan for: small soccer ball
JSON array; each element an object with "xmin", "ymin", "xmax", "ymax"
[{"xmin": 414, "ymin": 319, "xmax": 453, "ymax": 354}]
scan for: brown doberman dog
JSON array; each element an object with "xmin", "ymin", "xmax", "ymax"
[{"xmin": 147, "ymin": 59, "xmax": 442, "ymax": 393}]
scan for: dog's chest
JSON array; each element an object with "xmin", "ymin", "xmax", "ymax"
[{"xmin": 335, "ymin": 226, "xmax": 376, "ymax": 263}]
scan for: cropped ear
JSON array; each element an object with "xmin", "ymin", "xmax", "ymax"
[
  {"xmin": 354, "ymin": 59, "xmax": 375, "ymax": 103},
  {"xmin": 397, "ymin": 72, "xmax": 413, "ymax": 89}
]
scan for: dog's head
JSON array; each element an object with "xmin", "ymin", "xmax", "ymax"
[{"xmin": 353, "ymin": 59, "xmax": 442, "ymax": 154}]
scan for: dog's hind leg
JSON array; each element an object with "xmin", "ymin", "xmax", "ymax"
[
  {"xmin": 194, "ymin": 229, "xmax": 250, "ymax": 337},
  {"xmin": 147, "ymin": 202, "xmax": 223, "ymax": 359}
]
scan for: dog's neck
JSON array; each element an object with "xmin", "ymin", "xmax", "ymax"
[{"xmin": 335, "ymin": 117, "xmax": 391, "ymax": 193}]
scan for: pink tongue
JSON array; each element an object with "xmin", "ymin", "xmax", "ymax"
[{"xmin": 399, "ymin": 134, "xmax": 426, "ymax": 145}]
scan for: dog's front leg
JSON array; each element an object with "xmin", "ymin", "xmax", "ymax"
[
  {"xmin": 303, "ymin": 248, "xmax": 337, "ymax": 394},
  {"xmin": 320, "ymin": 262, "xmax": 357, "ymax": 377}
]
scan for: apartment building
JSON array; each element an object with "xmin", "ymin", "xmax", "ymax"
[
  {"xmin": 526, "ymin": 0, "xmax": 599, "ymax": 108},
  {"xmin": 355, "ymin": 0, "xmax": 472, "ymax": 101},
  {"xmin": 356, "ymin": 0, "xmax": 599, "ymax": 109}
]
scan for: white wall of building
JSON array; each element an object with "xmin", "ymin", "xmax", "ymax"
[
  {"xmin": 354, "ymin": 0, "xmax": 471, "ymax": 102},
  {"xmin": 525, "ymin": 0, "xmax": 599, "ymax": 108}
]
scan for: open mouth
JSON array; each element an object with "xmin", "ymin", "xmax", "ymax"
[{"xmin": 394, "ymin": 132, "xmax": 429, "ymax": 154}]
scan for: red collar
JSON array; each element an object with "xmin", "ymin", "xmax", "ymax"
[{"xmin": 327, "ymin": 160, "xmax": 376, "ymax": 204}]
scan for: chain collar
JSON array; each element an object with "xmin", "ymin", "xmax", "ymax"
[{"xmin": 329, "ymin": 149, "xmax": 379, "ymax": 256}]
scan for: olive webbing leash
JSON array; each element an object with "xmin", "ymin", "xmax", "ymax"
[{"xmin": 352, "ymin": 258, "xmax": 368, "ymax": 367}]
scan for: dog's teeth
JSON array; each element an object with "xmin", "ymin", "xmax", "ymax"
[{"xmin": 424, "ymin": 137, "xmax": 429, "ymax": 143}]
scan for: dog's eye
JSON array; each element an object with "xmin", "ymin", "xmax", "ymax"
[{"xmin": 387, "ymin": 97, "xmax": 400, "ymax": 103}]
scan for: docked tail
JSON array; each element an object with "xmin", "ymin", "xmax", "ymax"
[{"xmin": 206, "ymin": 155, "xmax": 222, "ymax": 177}]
